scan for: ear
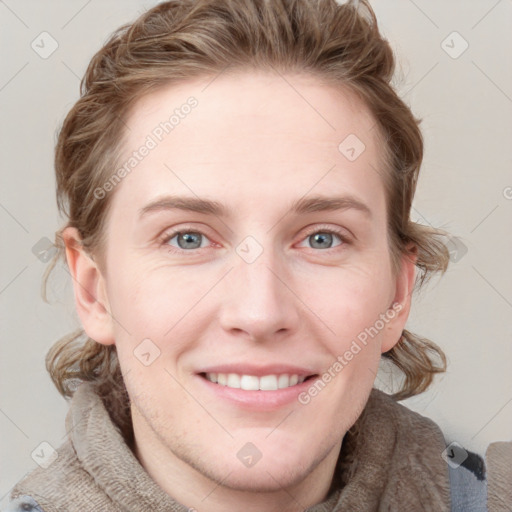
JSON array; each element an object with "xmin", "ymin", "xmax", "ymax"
[
  {"xmin": 62, "ymin": 227, "xmax": 115, "ymax": 346},
  {"xmin": 381, "ymin": 245, "xmax": 417, "ymax": 353}
]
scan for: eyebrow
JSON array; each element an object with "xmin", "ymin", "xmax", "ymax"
[
  {"xmin": 292, "ymin": 195, "xmax": 372, "ymax": 218},
  {"xmin": 140, "ymin": 196, "xmax": 227, "ymax": 218},
  {"xmin": 139, "ymin": 194, "xmax": 372, "ymax": 219}
]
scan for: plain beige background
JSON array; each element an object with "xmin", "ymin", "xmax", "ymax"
[{"xmin": 1, "ymin": 0, "xmax": 511, "ymax": 504}]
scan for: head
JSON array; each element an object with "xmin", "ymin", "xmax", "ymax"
[{"xmin": 46, "ymin": 0, "xmax": 449, "ymax": 497}]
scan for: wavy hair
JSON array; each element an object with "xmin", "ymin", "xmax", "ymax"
[{"xmin": 45, "ymin": 0, "xmax": 449, "ymax": 438}]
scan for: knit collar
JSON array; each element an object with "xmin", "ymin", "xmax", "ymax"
[
  {"xmin": 15, "ymin": 382, "xmax": 451, "ymax": 511},
  {"xmin": 71, "ymin": 383, "xmax": 450, "ymax": 511}
]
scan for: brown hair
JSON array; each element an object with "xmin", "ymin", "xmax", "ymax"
[{"xmin": 45, "ymin": 0, "xmax": 449, "ymax": 437}]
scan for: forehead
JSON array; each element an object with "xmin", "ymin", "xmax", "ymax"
[{"xmin": 114, "ymin": 71, "xmax": 386, "ymax": 213}]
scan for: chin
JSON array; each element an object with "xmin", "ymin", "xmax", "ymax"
[{"xmin": 212, "ymin": 461, "xmax": 310, "ymax": 493}]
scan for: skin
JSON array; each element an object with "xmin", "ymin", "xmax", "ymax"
[{"xmin": 64, "ymin": 70, "xmax": 416, "ymax": 512}]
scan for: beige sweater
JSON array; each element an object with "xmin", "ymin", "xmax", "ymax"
[
  {"xmin": 486, "ymin": 441, "xmax": 512, "ymax": 512},
  {"xmin": 10, "ymin": 383, "xmax": 453, "ymax": 511}
]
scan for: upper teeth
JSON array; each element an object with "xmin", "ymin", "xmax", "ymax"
[{"xmin": 205, "ymin": 373, "xmax": 306, "ymax": 391}]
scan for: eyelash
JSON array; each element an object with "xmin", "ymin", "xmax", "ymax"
[{"xmin": 159, "ymin": 224, "xmax": 351, "ymax": 254}]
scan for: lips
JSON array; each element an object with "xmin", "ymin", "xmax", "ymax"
[{"xmin": 196, "ymin": 365, "xmax": 319, "ymax": 410}]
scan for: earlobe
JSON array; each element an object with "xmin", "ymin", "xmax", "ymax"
[
  {"xmin": 62, "ymin": 227, "xmax": 115, "ymax": 346},
  {"xmin": 381, "ymin": 246, "xmax": 418, "ymax": 353}
]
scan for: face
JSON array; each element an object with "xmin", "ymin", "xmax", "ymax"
[{"xmin": 69, "ymin": 71, "xmax": 414, "ymax": 501}]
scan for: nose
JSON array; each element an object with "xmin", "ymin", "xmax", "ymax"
[{"xmin": 218, "ymin": 245, "xmax": 301, "ymax": 342}]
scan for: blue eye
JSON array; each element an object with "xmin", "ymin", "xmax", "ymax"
[
  {"xmin": 300, "ymin": 230, "xmax": 344, "ymax": 250},
  {"xmin": 167, "ymin": 231, "xmax": 209, "ymax": 250}
]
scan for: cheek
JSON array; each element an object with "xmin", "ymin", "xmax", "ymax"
[
  {"xmin": 109, "ymin": 259, "xmax": 183, "ymax": 320},
  {"xmin": 106, "ymin": 261, "xmax": 212, "ymax": 358},
  {"xmin": 297, "ymin": 270, "xmax": 393, "ymax": 413},
  {"xmin": 302, "ymin": 262, "xmax": 394, "ymax": 335}
]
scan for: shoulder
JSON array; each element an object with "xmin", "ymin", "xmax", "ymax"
[
  {"xmin": 6, "ymin": 437, "xmax": 95, "ymax": 512},
  {"xmin": 485, "ymin": 440, "xmax": 512, "ymax": 511},
  {"xmin": 368, "ymin": 390, "xmax": 488, "ymax": 511}
]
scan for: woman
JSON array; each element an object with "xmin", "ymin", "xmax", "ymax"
[{"xmin": 7, "ymin": 0, "xmax": 488, "ymax": 510}]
